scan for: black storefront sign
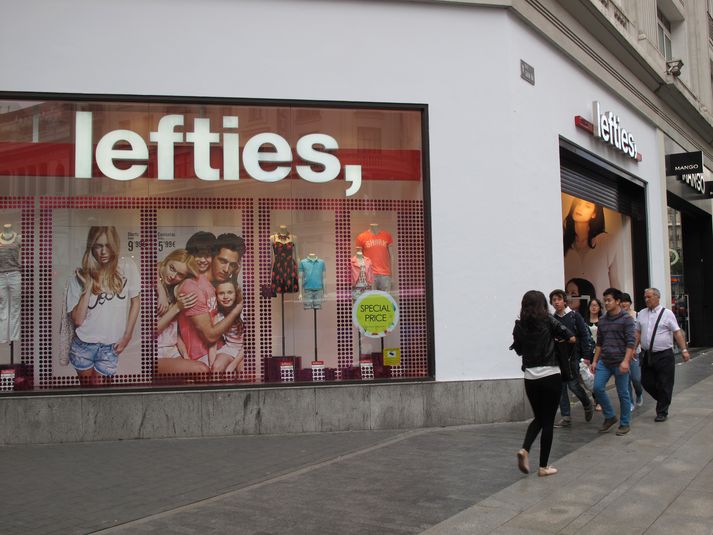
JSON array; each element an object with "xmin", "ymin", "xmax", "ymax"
[
  {"xmin": 679, "ymin": 173, "xmax": 713, "ymax": 197},
  {"xmin": 666, "ymin": 151, "xmax": 703, "ymax": 176}
]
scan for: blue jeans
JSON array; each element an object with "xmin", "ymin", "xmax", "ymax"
[
  {"xmin": 559, "ymin": 377, "xmax": 592, "ymax": 417},
  {"xmin": 593, "ymin": 360, "xmax": 631, "ymax": 426},
  {"xmin": 629, "ymin": 355, "xmax": 643, "ymax": 403}
]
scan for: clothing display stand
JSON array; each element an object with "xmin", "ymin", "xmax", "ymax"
[
  {"xmin": 9, "ymin": 341, "xmax": 14, "ymax": 365},
  {"xmin": 279, "ymin": 293, "xmax": 286, "ymax": 356},
  {"xmin": 265, "ymin": 292, "xmax": 301, "ymax": 383},
  {"xmin": 357, "ymin": 329, "xmax": 362, "ymax": 361},
  {"xmin": 312, "ymin": 309, "xmax": 318, "ymax": 362}
]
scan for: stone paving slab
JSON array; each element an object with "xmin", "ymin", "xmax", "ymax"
[
  {"xmin": 422, "ymin": 357, "xmax": 713, "ymax": 535},
  {"xmin": 0, "ymin": 350, "xmax": 710, "ymax": 534}
]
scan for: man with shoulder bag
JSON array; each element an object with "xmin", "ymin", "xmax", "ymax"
[
  {"xmin": 636, "ymin": 288, "xmax": 690, "ymax": 422},
  {"xmin": 549, "ymin": 289, "xmax": 594, "ymax": 428}
]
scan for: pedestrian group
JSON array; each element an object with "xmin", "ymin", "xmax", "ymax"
[{"xmin": 510, "ymin": 286, "xmax": 690, "ymax": 476}]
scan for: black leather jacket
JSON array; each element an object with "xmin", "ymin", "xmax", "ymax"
[{"xmin": 511, "ymin": 315, "xmax": 574, "ymax": 370}]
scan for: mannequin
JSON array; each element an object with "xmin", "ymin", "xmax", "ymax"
[
  {"xmin": 299, "ymin": 253, "xmax": 326, "ymax": 361},
  {"xmin": 355, "ymin": 222, "xmax": 393, "ymax": 292},
  {"xmin": 299, "ymin": 253, "xmax": 326, "ymax": 310},
  {"xmin": 0, "ymin": 223, "xmax": 22, "ymax": 345},
  {"xmin": 350, "ymin": 246, "xmax": 373, "ymax": 301},
  {"xmin": 270, "ymin": 225, "xmax": 299, "ymax": 356},
  {"xmin": 269, "ymin": 225, "xmax": 299, "ymax": 296}
]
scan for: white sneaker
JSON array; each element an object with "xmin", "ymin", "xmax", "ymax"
[{"xmin": 630, "ymin": 403, "xmax": 635, "ymax": 412}]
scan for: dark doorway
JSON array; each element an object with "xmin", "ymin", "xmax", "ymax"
[{"xmin": 667, "ymin": 192, "xmax": 713, "ymax": 347}]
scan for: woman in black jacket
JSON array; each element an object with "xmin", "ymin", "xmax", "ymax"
[{"xmin": 511, "ymin": 290, "xmax": 575, "ymax": 476}]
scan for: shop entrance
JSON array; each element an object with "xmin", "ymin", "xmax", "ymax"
[
  {"xmin": 666, "ymin": 195, "xmax": 713, "ymax": 347},
  {"xmin": 559, "ymin": 140, "xmax": 649, "ymax": 311}
]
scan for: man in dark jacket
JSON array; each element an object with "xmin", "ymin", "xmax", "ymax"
[
  {"xmin": 590, "ymin": 287, "xmax": 636, "ymax": 435},
  {"xmin": 549, "ymin": 289, "xmax": 594, "ymax": 427}
]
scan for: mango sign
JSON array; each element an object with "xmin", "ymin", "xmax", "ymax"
[{"xmin": 352, "ymin": 291, "xmax": 399, "ymax": 338}]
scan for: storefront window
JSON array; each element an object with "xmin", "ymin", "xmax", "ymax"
[
  {"xmin": 561, "ymin": 193, "xmax": 634, "ymax": 311},
  {"xmin": 667, "ymin": 207, "xmax": 689, "ymax": 340},
  {"xmin": 0, "ymin": 97, "xmax": 431, "ymax": 391}
]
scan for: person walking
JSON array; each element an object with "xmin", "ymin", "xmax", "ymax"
[
  {"xmin": 620, "ymin": 292, "xmax": 643, "ymax": 412},
  {"xmin": 549, "ymin": 289, "xmax": 594, "ymax": 427},
  {"xmin": 636, "ymin": 288, "xmax": 690, "ymax": 422},
  {"xmin": 589, "ymin": 287, "xmax": 635, "ymax": 435},
  {"xmin": 510, "ymin": 290, "xmax": 575, "ymax": 477},
  {"xmin": 585, "ymin": 297, "xmax": 604, "ymax": 411}
]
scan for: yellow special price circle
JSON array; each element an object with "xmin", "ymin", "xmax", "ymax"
[{"xmin": 352, "ymin": 291, "xmax": 399, "ymax": 338}]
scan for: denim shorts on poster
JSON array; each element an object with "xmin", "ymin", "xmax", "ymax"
[{"xmin": 69, "ymin": 337, "xmax": 119, "ymax": 376}]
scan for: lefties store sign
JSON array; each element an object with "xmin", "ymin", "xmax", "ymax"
[
  {"xmin": 575, "ymin": 102, "xmax": 642, "ymax": 162},
  {"xmin": 74, "ymin": 112, "xmax": 363, "ymax": 196}
]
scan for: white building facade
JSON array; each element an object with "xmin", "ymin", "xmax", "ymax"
[{"xmin": 0, "ymin": 0, "xmax": 710, "ymax": 442}]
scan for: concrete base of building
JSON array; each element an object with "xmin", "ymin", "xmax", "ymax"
[{"xmin": 0, "ymin": 379, "xmax": 528, "ymax": 445}]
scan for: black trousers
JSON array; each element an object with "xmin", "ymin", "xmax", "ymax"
[
  {"xmin": 523, "ymin": 373, "xmax": 562, "ymax": 468},
  {"xmin": 641, "ymin": 348, "xmax": 676, "ymax": 417}
]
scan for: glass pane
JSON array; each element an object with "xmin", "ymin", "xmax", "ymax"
[
  {"xmin": 0, "ymin": 97, "xmax": 430, "ymax": 391},
  {"xmin": 668, "ymin": 207, "xmax": 689, "ymax": 342},
  {"xmin": 561, "ymin": 194, "xmax": 634, "ymax": 312}
]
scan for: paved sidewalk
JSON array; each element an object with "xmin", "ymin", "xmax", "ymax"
[
  {"xmin": 423, "ymin": 358, "xmax": 713, "ymax": 534},
  {"xmin": 1, "ymin": 350, "xmax": 711, "ymax": 534}
]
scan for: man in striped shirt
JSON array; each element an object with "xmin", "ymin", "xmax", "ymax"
[{"xmin": 589, "ymin": 287, "xmax": 636, "ymax": 436}]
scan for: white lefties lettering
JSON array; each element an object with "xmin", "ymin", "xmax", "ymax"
[
  {"xmin": 592, "ymin": 102, "xmax": 601, "ymax": 138},
  {"xmin": 73, "ymin": 111, "xmax": 364, "ymax": 194},
  {"xmin": 296, "ymin": 134, "xmax": 340, "ymax": 183},
  {"xmin": 186, "ymin": 118, "xmax": 221, "ymax": 181},
  {"xmin": 590, "ymin": 102, "xmax": 639, "ymax": 161},
  {"xmin": 243, "ymin": 133, "xmax": 292, "ymax": 182},
  {"xmin": 75, "ymin": 111, "xmax": 93, "ymax": 179},
  {"xmin": 629, "ymin": 137, "xmax": 637, "ymax": 158},
  {"xmin": 344, "ymin": 165, "xmax": 362, "ymax": 197},
  {"xmin": 95, "ymin": 129, "xmax": 148, "ymax": 181},
  {"xmin": 222, "ymin": 116, "xmax": 240, "ymax": 180},
  {"xmin": 599, "ymin": 112, "xmax": 610, "ymax": 142},
  {"xmin": 149, "ymin": 114, "xmax": 184, "ymax": 180}
]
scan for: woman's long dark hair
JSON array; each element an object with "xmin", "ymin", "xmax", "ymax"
[
  {"xmin": 519, "ymin": 290, "xmax": 549, "ymax": 329},
  {"xmin": 563, "ymin": 199, "xmax": 606, "ymax": 253}
]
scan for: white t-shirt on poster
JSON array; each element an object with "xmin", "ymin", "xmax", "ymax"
[
  {"xmin": 66, "ymin": 257, "xmax": 140, "ymax": 344},
  {"xmin": 563, "ymin": 232, "xmax": 618, "ymax": 299}
]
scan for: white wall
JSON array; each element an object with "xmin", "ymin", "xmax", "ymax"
[{"xmin": 0, "ymin": 0, "xmax": 666, "ymax": 380}]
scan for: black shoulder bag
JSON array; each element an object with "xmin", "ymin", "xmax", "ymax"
[
  {"xmin": 641, "ymin": 308, "xmax": 665, "ymax": 367},
  {"xmin": 551, "ymin": 317, "xmax": 575, "ymax": 381}
]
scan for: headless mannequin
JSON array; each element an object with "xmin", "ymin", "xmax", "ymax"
[
  {"xmin": 270, "ymin": 225, "xmax": 296, "ymax": 245},
  {"xmin": 270, "ymin": 225, "xmax": 299, "ymax": 355},
  {"xmin": 355, "ymin": 222, "xmax": 392, "ymax": 292},
  {"xmin": 0, "ymin": 223, "xmax": 22, "ymax": 347},
  {"xmin": 298, "ymin": 253, "xmax": 325, "ymax": 303},
  {"xmin": 0, "ymin": 224, "xmax": 19, "ymax": 245},
  {"xmin": 269, "ymin": 224, "xmax": 299, "ymax": 295},
  {"xmin": 351, "ymin": 247, "xmax": 372, "ymax": 297},
  {"xmin": 299, "ymin": 252, "xmax": 324, "ymax": 360}
]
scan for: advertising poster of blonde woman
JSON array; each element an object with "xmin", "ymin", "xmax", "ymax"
[
  {"xmin": 52, "ymin": 211, "xmax": 142, "ymax": 386},
  {"xmin": 561, "ymin": 194, "xmax": 634, "ymax": 312}
]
